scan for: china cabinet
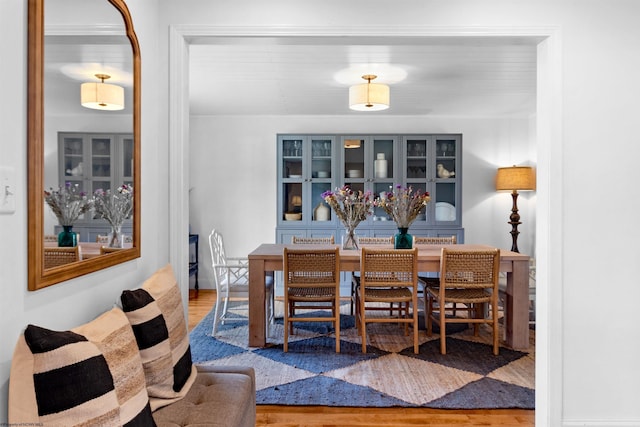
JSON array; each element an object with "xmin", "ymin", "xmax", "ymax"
[
  {"xmin": 54, "ymin": 132, "xmax": 133, "ymax": 241},
  {"xmin": 276, "ymin": 133, "xmax": 464, "ymax": 244}
]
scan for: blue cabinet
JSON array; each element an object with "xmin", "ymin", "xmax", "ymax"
[{"xmin": 276, "ymin": 133, "xmax": 464, "ymax": 244}]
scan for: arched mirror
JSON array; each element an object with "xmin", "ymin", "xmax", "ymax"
[{"xmin": 28, "ymin": 0, "xmax": 140, "ymax": 290}]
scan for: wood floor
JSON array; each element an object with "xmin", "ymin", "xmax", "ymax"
[{"xmin": 188, "ymin": 290, "xmax": 535, "ymax": 427}]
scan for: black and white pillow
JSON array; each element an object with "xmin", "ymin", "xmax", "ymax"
[
  {"xmin": 121, "ymin": 264, "xmax": 196, "ymax": 410},
  {"xmin": 8, "ymin": 308, "xmax": 155, "ymax": 426}
]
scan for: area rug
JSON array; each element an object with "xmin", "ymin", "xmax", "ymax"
[{"xmin": 189, "ymin": 301, "xmax": 535, "ymax": 409}]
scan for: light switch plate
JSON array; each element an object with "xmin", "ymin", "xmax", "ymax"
[{"xmin": 0, "ymin": 166, "xmax": 16, "ymax": 214}]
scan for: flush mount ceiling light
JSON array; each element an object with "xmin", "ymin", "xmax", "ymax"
[
  {"xmin": 81, "ymin": 73, "xmax": 124, "ymax": 111},
  {"xmin": 349, "ymin": 74, "xmax": 390, "ymax": 111}
]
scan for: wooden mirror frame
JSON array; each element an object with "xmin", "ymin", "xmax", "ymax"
[{"xmin": 28, "ymin": 0, "xmax": 141, "ymax": 291}]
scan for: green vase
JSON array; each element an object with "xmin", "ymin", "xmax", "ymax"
[
  {"xmin": 58, "ymin": 225, "xmax": 77, "ymax": 247},
  {"xmin": 394, "ymin": 228, "xmax": 412, "ymax": 249}
]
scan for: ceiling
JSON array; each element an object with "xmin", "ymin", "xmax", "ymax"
[{"xmin": 188, "ymin": 36, "xmax": 540, "ymax": 117}]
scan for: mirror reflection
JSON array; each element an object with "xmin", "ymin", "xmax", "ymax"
[{"xmin": 28, "ymin": 0, "xmax": 140, "ymax": 290}]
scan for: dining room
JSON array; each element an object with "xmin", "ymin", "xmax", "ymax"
[{"xmin": 6, "ymin": 1, "xmax": 640, "ymax": 426}]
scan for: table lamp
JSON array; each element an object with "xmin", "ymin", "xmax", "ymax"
[{"xmin": 495, "ymin": 165, "xmax": 536, "ymax": 253}]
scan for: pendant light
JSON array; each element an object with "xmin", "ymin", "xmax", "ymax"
[
  {"xmin": 81, "ymin": 74, "xmax": 125, "ymax": 111},
  {"xmin": 349, "ymin": 74, "xmax": 390, "ymax": 111}
]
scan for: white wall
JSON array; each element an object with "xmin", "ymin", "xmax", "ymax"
[
  {"xmin": 189, "ymin": 114, "xmax": 535, "ymax": 290},
  {"xmin": 0, "ymin": 0, "xmax": 167, "ymax": 421},
  {"xmin": 168, "ymin": 1, "xmax": 640, "ymax": 425}
]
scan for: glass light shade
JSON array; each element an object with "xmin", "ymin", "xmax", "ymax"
[
  {"xmin": 349, "ymin": 82, "xmax": 390, "ymax": 111},
  {"xmin": 495, "ymin": 166, "xmax": 536, "ymax": 191},
  {"xmin": 81, "ymin": 82, "xmax": 125, "ymax": 111}
]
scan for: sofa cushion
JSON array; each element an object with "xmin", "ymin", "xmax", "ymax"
[
  {"xmin": 152, "ymin": 365, "xmax": 256, "ymax": 427},
  {"xmin": 121, "ymin": 264, "xmax": 197, "ymax": 410},
  {"xmin": 8, "ymin": 308, "xmax": 155, "ymax": 427}
]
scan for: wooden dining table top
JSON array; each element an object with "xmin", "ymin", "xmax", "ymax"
[{"xmin": 248, "ymin": 243, "xmax": 529, "ymax": 270}]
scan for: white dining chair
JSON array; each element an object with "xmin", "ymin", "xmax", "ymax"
[{"xmin": 208, "ymin": 229, "xmax": 274, "ymax": 336}]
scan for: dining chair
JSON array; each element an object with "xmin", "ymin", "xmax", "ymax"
[
  {"xmin": 43, "ymin": 246, "xmax": 81, "ymax": 269},
  {"xmin": 291, "ymin": 235, "xmax": 335, "ymax": 244},
  {"xmin": 426, "ymin": 248, "xmax": 500, "ymax": 355},
  {"xmin": 356, "ymin": 247, "xmax": 419, "ymax": 354},
  {"xmin": 279, "ymin": 235, "xmax": 337, "ymax": 298},
  {"xmin": 350, "ymin": 236, "xmax": 393, "ymax": 315},
  {"xmin": 414, "ymin": 235, "xmax": 458, "ymax": 320},
  {"xmin": 283, "ymin": 247, "xmax": 341, "ymax": 352},
  {"xmin": 209, "ymin": 229, "xmax": 274, "ymax": 336},
  {"xmin": 45, "ymin": 232, "xmax": 80, "ymax": 244}
]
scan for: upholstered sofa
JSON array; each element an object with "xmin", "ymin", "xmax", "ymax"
[{"xmin": 8, "ymin": 265, "xmax": 256, "ymax": 427}]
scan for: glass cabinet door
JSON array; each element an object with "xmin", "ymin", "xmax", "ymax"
[
  {"xmin": 310, "ymin": 136, "xmax": 334, "ymax": 224},
  {"xmin": 342, "ymin": 136, "xmax": 397, "ymax": 225},
  {"xmin": 433, "ymin": 136, "xmax": 459, "ymax": 224},
  {"xmin": 280, "ymin": 136, "xmax": 305, "ymax": 222},
  {"xmin": 279, "ymin": 135, "xmax": 336, "ymax": 225},
  {"xmin": 90, "ymin": 136, "xmax": 113, "ymax": 193},
  {"xmin": 121, "ymin": 136, "xmax": 134, "ymax": 186},
  {"xmin": 60, "ymin": 135, "xmax": 86, "ymax": 191},
  {"xmin": 403, "ymin": 136, "xmax": 429, "ymax": 224}
]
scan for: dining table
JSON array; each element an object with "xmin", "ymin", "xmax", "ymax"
[{"xmin": 248, "ymin": 243, "xmax": 531, "ymax": 350}]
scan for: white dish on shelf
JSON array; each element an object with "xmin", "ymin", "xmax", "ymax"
[
  {"xmin": 435, "ymin": 202, "xmax": 456, "ymax": 221},
  {"xmin": 284, "ymin": 213, "xmax": 302, "ymax": 221},
  {"xmin": 347, "ymin": 169, "xmax": 362, "ymax": 178},
  {"xmin": 317, "ymin": 171, "xmax": 329, "ymax": 178},
  {"xmin": 288, "ymin": 174, "xmax": 302, "ymax": 178}
]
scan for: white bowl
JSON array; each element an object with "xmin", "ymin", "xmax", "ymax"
[
  {"xmin": 284, "ymin": 213, "xmax": 302, "ymax": 221},
  {"xmin": 317, "ymin": 171, "xmax": 329, "ymax": 178},
  {"xmin": 347, "ymin": 169, "xmax": 362, "ymax": 178}
]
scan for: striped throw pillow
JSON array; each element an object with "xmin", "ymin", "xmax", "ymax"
[
  {"xmin": 121, "ymin": 264, "xmax": 196, "ymax": 410},
  {"xmin": 8, "ymin": 308, "xmax": 155, "ymax": 427}
]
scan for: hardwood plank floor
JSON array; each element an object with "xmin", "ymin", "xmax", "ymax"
[{"xmin": 188, "ymin": 290, "xmax": 535, "ymax": 427}]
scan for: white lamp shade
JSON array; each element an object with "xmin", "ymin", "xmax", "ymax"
[
  {"xmin": 81, "ymin": 82, "xmax": 124, "ymax": 110},
  {"xmin": 349, "ymin": 82, "xmax": 390, "ymax": 111}
]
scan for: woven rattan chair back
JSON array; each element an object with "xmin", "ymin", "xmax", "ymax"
[
  {"xmin": 416, "ymin": 235, "xmax": 458, "ymax": 318},
  {"xmin": 283, "ymin": 247, "xmax": 341, "ymax": 352},
  {"xmin": 413, "ymin": 235, "xmax": 457, "ymax": 245},
  {"xmin": 43, "ymin": 246, "xmax": 80, "ymax": 269},
  {"xmin": 357, "ymin": 248, "xmax": 419, "ymax": 354},
  {"xmin": 426, "ymin": 248, "xmax": 501, "ymax": 355},
  {"xmin": 97, "ymin": 234, "xmax": 133, "ymax": 244},
  {"xmin": 350, "ymin": 236, "xmax": 393, "ymax": 315},
  {"xmin": 358, "ymin": 236, "xmax": 393, "ymax": 245},
  {"xmin": 291, "ymin": 235, "xmax": 335, "ymax": 244},
  {"xmin": 44, "ymin": 234, "xmax": 58, "ymax": 243}
]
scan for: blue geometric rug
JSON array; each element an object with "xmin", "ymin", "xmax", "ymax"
[{"xmin": 189, "ymin": 302, "xmax": 535, "ymax": 409}]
